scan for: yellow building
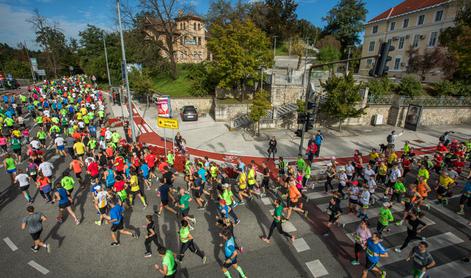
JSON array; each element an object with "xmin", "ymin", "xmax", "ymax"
[
  {"xmin": 143, "ymin": 14, "xmax": 208, "ymax": 64},
  {"xmin": 359, "ymin": 0, "xmax": 458, "ymax": 81}
]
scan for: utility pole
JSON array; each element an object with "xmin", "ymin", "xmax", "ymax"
[
  {"xmin": 116, "ymin": 0, "xmax": 136, "ymax": 141},
  {"xmin": 260, "ymin": 67, "xmax": 264, "ymax": 92},
  {"xmin": 103, "ymin": 33, "xmax": 112, "ymax": 87},
  {"xmin": 301, "ymin": 38, "xmax": 309, "ymax": 99}
]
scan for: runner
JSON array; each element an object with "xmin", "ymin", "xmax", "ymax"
[
  {"xmin": 261, "ymin": 198, "xmax": 295, "ymax": 243},
  {"xmin": 54, "ymin": 183, "xmax": 80, "ymax": 225},
  {"xmin": 177, "ymin": 219, "xmax": 207, "ymax": 263},
  {"xmin": 21, "ymin": 206, "xmax": 50, "ymax": 253},
  {"xmin": 177, "ymin": 187, "xmax": 196, "ymax": 226},
  {"xmin": 94, "ymin": 186, "xmax": 108, "ymax": 226},
  {"xmin": 3, "ymin": 153, "xmax": 17, "ymax": 184},
  {"xmin": 351, "ymin": 220, "xmax": 372, "ymax": 266},
  {"xmin": 395, "ymin": 210, "xmax": 427, "ymax": 252},
  {"xmin": 154, "ymin": 246, "xmax": 177, "ymax": 277},
  {"xmin": 406, "ymin": 241, "xmax": 436, "ymax": 278},
  {"xmin": 144, "ymin": 215, "xmax": 162, "ymax": 258},
  {"xmin": 221, "ymin": 229, "xmax": 247, "ymax": 278},
  {"xmin": 15, "ymin": 168, "xmax": 33, "ymax": 203},
  {"xmin": 69, "ymin": 158, "xmax": 84, "ymax": 184},
  {"xmin": 361, "ymin": 232, "xmax": 388, "ymax": 278},
  {"xmin": 104, "ymin": 198, "xmax": 138, "ymax": 246}
]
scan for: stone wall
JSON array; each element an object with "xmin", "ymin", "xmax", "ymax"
[
  {"xmin": 270, "ymin": 84, "xmax": 304, "ymax": 107},
  {"xmin": 214, "ymin": 102, "xmax": 250, "ymax": 121},
  {"xmin": 170, "ymin": 97, "xmax": 214, "ymax": 115},
  {"xmin": 354, "ymin": 105, "xmax": 471, "ymax": 127}
]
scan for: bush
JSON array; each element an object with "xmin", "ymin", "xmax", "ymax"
[
  {"xmin": 431, "ymin": 80, "xmax": 471, "ymax": 97},
  {"xmin": 395, "ymin": 75, "xmax": 423, "ymax": 98},
  {"xmin": 367, "ymin": 77, "xmax": 395, "ymax": 96}
]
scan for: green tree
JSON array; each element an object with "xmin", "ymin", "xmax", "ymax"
[
  {"xmin": 187, "ymin": 62, "xmax": 219, "ymax": 97},
  {"xmin": 249, "ymin": 90, "xmax": 272, "ymax": 135},
  {"xmin": 431, "ymin": 80, "xmax": 471, "ymax": 97},
  {"xmin": 295, "ymin": 19, "xmax": 320, "ymax": 43},
  {"xmin": 320, "ymin": 73, "xmax": 365, "ymax": 130},
  {"xmin": 317, "ymin": 45, "xmax": 341, "ymax": 73},
  {"xmin": 27, "ymin": 9, "xmax": 71, "ymax": 77},
  {"xmin": 395, "ymin": 75, "xmax": 423, "ymax": 98},
  {"xmin": 322, "ymin": 0, "xmax": 367, "ymax": 56},
  {"xmin": 367, "ymin": 77, "xmax": 394, "ymax": 96},
  {"xmin": 129, "ymin": 70, "xmax": 154, "ymax": 100},
  {"xmin": 259, "ymin": 0, "xmax": 298, "ymax": 40},
  {"xmin": 207, "ymin": 20, "xmax": 272, "ymax": 100},
  {"xmin": 439, "ymin": 0, "xmax": 471, "ymax": 79}
]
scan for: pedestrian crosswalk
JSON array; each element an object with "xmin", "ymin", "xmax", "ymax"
[{"xmin": 305, "ymin": 185, "xmax": 470, "ymax": 277}]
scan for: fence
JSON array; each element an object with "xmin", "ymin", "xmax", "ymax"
[{"xmin": 367, "ymin": 94, "xmax": 471, "ymax": 107}]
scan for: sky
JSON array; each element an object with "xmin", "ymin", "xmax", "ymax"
[{"xmin": 0, "ymin": 0, "xmax": 405, "ymax": 49}]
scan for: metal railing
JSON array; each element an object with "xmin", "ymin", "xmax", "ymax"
[{"xmin": 367, "ymin": 94, "xmax": 471, "ymax": 107}]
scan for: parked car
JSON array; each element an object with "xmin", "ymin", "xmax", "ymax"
[
  {"xmin": 180, "ymin": 105, "xmax": 198, "ymax": 121},
  {"xmin": 0, "ymin": 79, "xmax": 20, "ymax": 90}
]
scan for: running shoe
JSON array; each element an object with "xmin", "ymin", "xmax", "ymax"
[
  {"xmin": 235, "ymin": 219, "xmax": 241, "ymax": 225},
  {"xmin": 95, "ymin": 220, "xmax": 102, "ymax": 226},
  {"xmin": 31, "ymin": 246, "xmax": 39, "ymax": 253},
  {"xmin": 351, "ymin": 260, "xmax": 360, "ymax": 266},
  {"xmin": 46, "ymin": 244, "xmax": 51, "ymax": 253},
  {"xmin": 202, "ymin": 256, "xmax": 207, "ymax": 264},
  {"xmin": 111, "ymin": 242, "xmax": 120, "ymax": 247},
  {"xmin": 457, "ymin": 210, "xmax": 465, "ymax": 215},
  {"xmin": 380, "ymin": 271, "xmax": 387, "ymax": 278},
  {"xmin": 144, "ymin": 252, "xmax": 152, "ymax": 258},
  {"xmin": 394, "ymin": 248, "xmax": 402, "ymax": 253}
]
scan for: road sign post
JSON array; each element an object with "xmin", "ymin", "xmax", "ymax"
[{"xmin": 157, "ymin": 117, "xmax": 179, "ymax": 156}]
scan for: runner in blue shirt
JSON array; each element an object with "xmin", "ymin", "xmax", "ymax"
[
  {"xmin": 362, "ymin": 232, "xmax": 389, "ymax": 278},
  {"xmin": 105, "ymin": 199, "xmax": 137, "ymax": 246},
  {"xmin": 221, "ymin": 230, "xmax": 246, "ymax": 278}
]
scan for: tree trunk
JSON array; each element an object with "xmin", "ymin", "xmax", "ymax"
[
  {"xmin": 169, "ymin": 55, "xmax": 177, "ymax": 80},
  {"xmin": 257, "ymin": 121, "xmax": 260, "ymax": 136},
  {"xmin": 297, "ymin": 56, "xmax": 302, "ymax": 70}
]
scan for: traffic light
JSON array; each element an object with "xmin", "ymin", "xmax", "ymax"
[
  {"xmin": 297, "ymin": 112, "xmax": 307, "ymax": 124},
  {"xmin": 305, "ymin": 113, "xmax": 315, "ymax": 132},
  {"xmin": 307, "ymin": 100, "xmax": 316, "ymax": 110},
  {"xmin": 369, "ymin": 41, "xmax": 395, "ymax": 77}
]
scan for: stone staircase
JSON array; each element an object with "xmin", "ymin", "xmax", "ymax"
[{"xmin": 231, "ymin": 103, "xmax": 299, "ymax": 129}]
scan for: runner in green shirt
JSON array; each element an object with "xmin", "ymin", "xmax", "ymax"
[
  {"xmin": 4, "ymin": 117, "xmax": 14, "ymax": 127},
  {"xmin": 155, "ymin": 247, "xmax": 177, "ymax": 277},
  {"xmin": 37, "ymin": 129, "xmax": 47, "ymax": 145},
  {"xmin": 177, "ymin": 187, "xmax": 195, "ymax": 225},
  {"xmin": 303, "ymin": 163, "xmax": 312, "ymax": 188},
  {"xmin": 111, "ymin": 131, "xmax": 121, "ymax": 144},
  {"xmin": 261, "ymin": 198, "xmax": 295, "ymax": 243},
  {"xmin": 176, "ymin": 219, "xmax": 206, "ymax": 263},
  {"xmin": 87, "ymin": 138, "xmax": 97, "ymax": 155},
  {"xmin": 10, "ymin": 137, "xmax": 22, "ymax": 162},
  {"xmin": 35, "ymin": 115, "xmax": 43, "ymax": 125},
  {"xmin": 61, "ymin": 175, "xmax": 76, "ymax": 195},
  {"xmin": 3, "ymin": 154, "xmax": 17, "ymax": 184},
  {"xmin": 166, "ymin": 151, "xmax": 175, "ymax": 166},
  {"xmin": 296, "ymin": 155, "xmax": 306, "ymax": 171},
  {"xmin": 392, "ymin": 178, "xmax": 406, "ymax": 203},
  {"xmin": 377, "ymin": 202, "xmax": 394, "ymax": 235}
]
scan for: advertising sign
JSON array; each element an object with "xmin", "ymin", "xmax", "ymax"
[
  {"xmin": 35, "ymin": 69, "xmax": 46, "ymax": 76},
  {"xmin": 30, "ymin": 58, "xmax": 38, "ymax": 71},
  {"xmin": 157, "ymin": 117, "xmax": 179, "ymax": 129},
  {"xmin": 157, "ymin": 96, "xmax": 171, "ymax": 118},
  {"xmin": 404, "ymin": 104, "xmax": 422, "ymax": 131}
]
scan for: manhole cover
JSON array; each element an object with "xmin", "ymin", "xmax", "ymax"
[{"xmin": 413, "ymin": 139, "xmax": 425, "ymax": 143}]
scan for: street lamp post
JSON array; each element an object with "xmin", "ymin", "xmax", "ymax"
[
  {"xmin": 116, "ymin": 0, "xmax": 136, "ymax": 142},
  {"xmin": 103, "ymin": 33, "xmax": 112, "ymax": 87},
  {"xmin": 273, "ymin": 35, "xmax": 278, "ymax": 59}
]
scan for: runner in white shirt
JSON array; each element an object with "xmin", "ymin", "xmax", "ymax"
[
  {"xmin": 38, "ymin": 160, "xmax": 54, "ymax": 178},
  {"xmin": 15, "ymin": 169, "xmax": 33, "ymax": 203},
  {"xmin": 54, "ymin": 135, "xmax": 66, "ymax": 156},
  {"xmin": 30, "ymin": 139, "xmax": 41, "ymax": 150},
  {"xmin": 94, "ymin": 186, "xmax": 108, "ymax": 226}
]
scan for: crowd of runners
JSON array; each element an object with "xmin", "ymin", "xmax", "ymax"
[{"xmin": 1, "ymin": 75, "xmax": 471, "ymax": 278}]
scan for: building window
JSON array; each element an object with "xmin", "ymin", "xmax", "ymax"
[
  {"xmin": 193, "ymin": 36, "xmax": 197, "ymax": 44},
  {"xmin": 428, "ymin": 31, "xmax": 438, "ymax": 47},
  {"xmin": 197, "ymin": 37, "xmax": 201, "ymax": 45},
  {"xmin": 198, "ymin": 23, "xmax": 201, "ymax": 30},
  {"xmin": 390, "ymin": 21, "xmax": 396, "ymax": 31},
  {"xmin": 394, "ymin": 57, "xmax": 401, "ymax": 70},
  {"xmin": 372, "ymin": 25, "xmax": 378, "ymax": 34},
  {"xmin": 387, "ymin": 38, "xmax": 392, "ymax": 46},
  {"xmin": 412, "ymin": 34, "xmax": 420, "ymax": 48},
  {"xmin": 183, "ymin": 23, "xmax": 186, "ymax": 30},
  {"xmin": 398, "ymin": 37, "xmax": 405, "ymax": 49},
  {"xmin": 418, "ymin": 14, "xmax": 425, "ymax": 25},
  {"xmin": 368, "ymin": 41, "xmax": 375, "ymax": 52},
  {"xmin": 180, "ymin": 37, "xmax": 183, "ymax": 45},
  {"xmin": 403, "ymin": 18, "xmax": 409, "ymax": 28},
  {"xmin": 194, "ymin": 22, "xmax": 197, "ymax": 30},
  {"xmin": 367, "ymin": 59, "xmax": 373, "ymax": 66},
  {"xmin": 435, "ymin": 10, "xmax": 443, "ymax": 22}
]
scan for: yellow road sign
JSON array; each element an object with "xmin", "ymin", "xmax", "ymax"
[{"xmin": 157, "ymin": 117, "xmax": 179, "ymax": 129}]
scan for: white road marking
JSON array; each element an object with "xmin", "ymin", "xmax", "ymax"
[
  {"xmin": 305, "ymin": 259, "xmax": 329, "ymax": 278},
  {"xmin": 405, "ymin": 260, "xmax": 471, "ymax": 278},
  {"xmin": 383, "ymin": 232, "xmax": 464, "ymax": 266},
  {"xmin": 3, "ymin": 237, "xmax": 18, "ymax": 251},
  {"xmin": 261, "ymin": 197, "xmax": 271, "ymax": 205},
  {"xmin": 282, "ymin": 221, "xmax": 297, "ymax": 233},
  {"xmin": 28, "ymin": 260, "xmax": 50, "ymax": 275},
  {"xmin": 292, "ymin": 238, "xmax": 310, "ymax": 253},
  {"xmin": 306, "ymin": 191, "xmax": 330, "ymax": 201},
  {"xmin": 426, "ymin": 198, "xmax": 471, "ymax": 231},
  {"xmin": 336, "ymin": 204, "xmax": 403, "ymax": 225}
]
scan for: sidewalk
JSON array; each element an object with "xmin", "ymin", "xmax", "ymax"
[{"xmin": 133, "ymin": 101, "xmax": 471, "ymax": 162}]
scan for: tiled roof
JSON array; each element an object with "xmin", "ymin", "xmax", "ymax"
[{"xmin": 368, "ymin": 0, "xmax": 449, "ymax": 23}]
